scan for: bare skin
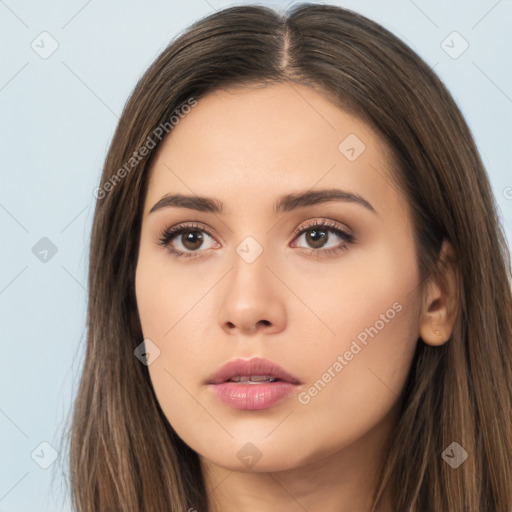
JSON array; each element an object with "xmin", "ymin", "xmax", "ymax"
[{"xmin": 135, "ymin": 82, "xmax": 458, "ymax": 512}]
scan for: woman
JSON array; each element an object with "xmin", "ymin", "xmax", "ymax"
[{"xmin": 68, "ymin": 3, "xmax": 512, "ymax": 511}]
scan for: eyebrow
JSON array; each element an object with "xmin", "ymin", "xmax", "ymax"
[{"xmin": 149, "ymin": 188, "xmax": 377, "ymax": 215}]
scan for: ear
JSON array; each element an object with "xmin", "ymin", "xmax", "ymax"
[{"xmin": 419, "ymin": 239, "xmax": 459, "ymax": 346}]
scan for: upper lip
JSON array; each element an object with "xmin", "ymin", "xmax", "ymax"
[{"xmin": 206, "ymin": 357, "xmax": 301, "ymax": 385}]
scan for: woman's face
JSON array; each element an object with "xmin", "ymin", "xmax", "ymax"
[{"xmin": 135, "ymin": 83, "xmax": 423, "ymax": 472}]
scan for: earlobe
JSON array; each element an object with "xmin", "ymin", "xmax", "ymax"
[
  {"xmin": 419, "ymin": 239, "xmax": 459, "ymax": 347},
  {"xmin": 420, "ymin": 314, "xmax": 449, "ymax": 346}
]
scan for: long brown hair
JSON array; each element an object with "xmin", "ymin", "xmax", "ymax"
[{"xmin": 67, "ymin": 3, "xmax": 512, "ymax": 511}]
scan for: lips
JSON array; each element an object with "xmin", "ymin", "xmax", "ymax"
[
  {"xmin": 206, "ymin": 357, "xmax": 302, "ymax": 410},
  {"xmin": 206, "ymin": 357, "xmax": 301, "ymax": 385}
]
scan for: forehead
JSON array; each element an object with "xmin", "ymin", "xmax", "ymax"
[{"xmin": 144, "ymin": 82, "xmax": 404, "ymax": 219}]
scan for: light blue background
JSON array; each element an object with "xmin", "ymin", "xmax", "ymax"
[{"xmin": 1, "ymin": 1, "xmax": 511, "ymax": 510}]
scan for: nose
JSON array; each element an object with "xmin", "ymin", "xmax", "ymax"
[{"xmin": 217, "ymin": 247, "xmax": 287, "ymax": 336}]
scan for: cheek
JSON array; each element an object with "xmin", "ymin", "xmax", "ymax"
[
  {"xmin": 293, "ymin": 316, "xmax": 418, "ymax": 466},
  {"xmin": 135, "ymin": 245, "xmax": 212, "ymax": 342},
  {"xmin": 295, "ymin": 238, "xmax": 421, "ymax": 424},
  {"xmin": 289, "ymin": 224, "xmax": 421, "ymax": 349},
  {"xmin": 135, "ymin": 251, "xmax": 217, "ymax": 431}
]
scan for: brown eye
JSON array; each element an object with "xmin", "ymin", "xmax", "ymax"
[
  {"xmin": 180, "ymin": 230, "xmax": 204, "ymax": 251},
  {"xmin": 293, "ymin": 222, "xmax": 354, "ymax": 254},
  {"xmin": 157, "ymin": 223, "xmax": 218, "ymax": 259},
  {"xmin": 303, "ymin": 227, "xmax": 330, "ymax": 249}
]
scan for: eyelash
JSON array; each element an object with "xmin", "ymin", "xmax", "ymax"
[{"xmin": 156, "ymin": 219, "xmax": 355, "ymax": 260}]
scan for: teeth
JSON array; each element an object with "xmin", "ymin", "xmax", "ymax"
[{"xmin": 229, "ymin": 375, "xmax": 278, "ymax": 383}]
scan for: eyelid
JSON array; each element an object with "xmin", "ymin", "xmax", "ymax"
[
  {"xmin": 159, "ymin": 218, "xmax": 352, "ymax": 243},
  {"xmin": 291, "ymin": 217, "xmax": 353, "ymax": 239},
  {"xmin": 157, "ymin": 221, "xmax": 217, "ymax": 243}
]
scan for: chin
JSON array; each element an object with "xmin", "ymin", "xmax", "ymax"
[{"xmin": 196, "ymin": 436, "xmax": 323, "ymax": 474}]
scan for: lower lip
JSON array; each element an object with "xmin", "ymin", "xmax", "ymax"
[{"xmin": 208, "ymin": 381, "xmax": 298, "ymax": 410}]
